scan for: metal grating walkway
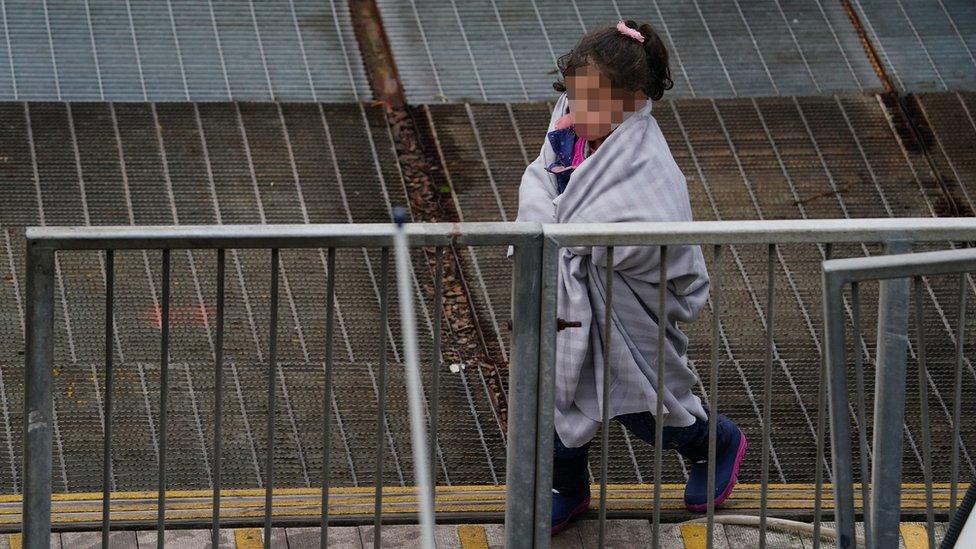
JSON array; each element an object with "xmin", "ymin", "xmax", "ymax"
[
  {"xmin": 917, "ymin": 91, "xmax": 976, "ymax": 209},
  {"xmin": 0, "ymin": 101, "xmax": 505, "ymax": 493},
  {"xmin": 851, "ymin": 0, "xmax": 976, "ymax": 92},
  {"xmin": 376, "ymin": 0, "xmax": 881, "ymax": 103},
  {"xmin": 2, "ymin": 94, "xmax": 976, "ymax": 492},
  {"xmin": 0, "ymin": 0, "xmax": 370, "ymax": 101},
  {"xmin": 0, "ymin": 0, "xmax": 974, "ymax": 507}
]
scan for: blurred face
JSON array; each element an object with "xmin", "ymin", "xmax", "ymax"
[{"xmin": 566, "ymin": 64, "xmax": 647, "ymax": 141}]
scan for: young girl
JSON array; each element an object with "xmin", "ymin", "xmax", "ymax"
[{"xmin": 515, "ymin": 21, "xmax": 747, "ymax": 534}]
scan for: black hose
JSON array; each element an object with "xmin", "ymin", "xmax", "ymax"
[{"xmin": 942, "ymin": 479, "xmax": 976, "ymax": 549}]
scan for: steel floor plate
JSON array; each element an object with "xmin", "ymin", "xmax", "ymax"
[
  {"xmin": 376, "ymin": 0, "xmax": 881, "ymax": 103},
  {"xmin": 851, "ymin": 0, "xmax": 976, "ymax": 92},
  {"xmin": 0, "ymin": 0, "xmax": 370, "ymax": 102}
]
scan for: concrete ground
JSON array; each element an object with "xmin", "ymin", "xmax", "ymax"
[{"xmin": 1, "ymin": 520, "xmax": 948, "ymax": 548}]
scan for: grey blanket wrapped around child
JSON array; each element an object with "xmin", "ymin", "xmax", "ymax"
[{"xmin": 515, "ymin": 94, "xmax": 711, "ymax": 448}]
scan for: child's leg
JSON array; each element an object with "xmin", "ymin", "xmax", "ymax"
[
  {"xmin": 553, "ymin": 432, "xmax": 591, "ymax": 496},
  {"xmin": 613, "ymin": 410, "xmax": 710, "ymax": 462},
  {"xmin": 615, "ymin": 410, "xmax": 747, "ymax": 512},
  {"xmin": 551, "ymin": 432, "xmax": 592, "ymax": 534}
]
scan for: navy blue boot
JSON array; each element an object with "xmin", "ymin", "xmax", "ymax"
[
  {"xmin": 684, "ymin": 414, "xmax": 747, "ymax": 512},
  {"xmin": 551, "ymin": 487, "xmax": 591, "ymax": 535},
  {"xmin": 551, "ymin": 435, "xmax": 591, "ymax": 535}
]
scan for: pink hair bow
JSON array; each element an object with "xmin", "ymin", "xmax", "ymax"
[{"xmin": 616, "ymin": 21, "xmax": 645, "ymax": 43}]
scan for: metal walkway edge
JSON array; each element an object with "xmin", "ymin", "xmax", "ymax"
[{"xmin": 0, "ymin": 483, "xmax": 962, "ymax": 532}]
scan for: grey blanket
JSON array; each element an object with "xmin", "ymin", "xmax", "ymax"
[{"xmin": 515, "ymin": 94, "xmax": 710, "ymax": 448}]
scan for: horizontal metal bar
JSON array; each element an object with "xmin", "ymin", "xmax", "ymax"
[
  {"xmin": 544, "ymin": 218, "xmax": 976, "ymax": 246},
  {"xmin": 24, "ymin": 223, "xmax": 543, "ymax": 250},
  {"xmin": 25, "ymin": 218, "xmax": 976, "ymax": 251},
  {"xmin": 824, "ymin": 247, "xmax": 976, "ymax": 283}
]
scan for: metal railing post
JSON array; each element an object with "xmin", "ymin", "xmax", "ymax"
[
  {"xmin": 870, "ymin": 240, "xmax": 912, "ymax": 548},
  {"xmin": 533, "ymin": 236, "xmax": 561, "ymax": 549},
  {"xmin": 505, "ymin": 234, "xmax": 544, "ymax": 549},
  {"xmin": 823, "ymin": 269, "xmax": 856, "ymax": 549},
  {"xmin": 23, "ymin": 243, "xmax": 55, "ymax": 549}
]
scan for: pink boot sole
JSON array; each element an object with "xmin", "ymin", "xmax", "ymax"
[
  {"xmin": 551, "ymin": 496, "xmax": 591, "ymax": 536},
  {"xmin": 685, "ymin": 432, "xmax": 748, "ymax": 513}
]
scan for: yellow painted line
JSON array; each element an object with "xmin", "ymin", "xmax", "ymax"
[
  {"xmin": 235, "ymin": 528, "xmax": 263, "ymax": 549},
  {"xmin": 0, "ymin": 483, "xmax": 961, "ymax": 529},
  {"xmin": 680, "ymin": 523, "xmax": 707, "ymax": 549},
  {"xmin": 8, "ymin": 533, "xmax": 21, "ymax": 549},
  {"xmin": 458, "ymin": 524, "xmax": 489, "ymax": 549},
  {"xmin": 0, "ymin": 482, "xmax": 958, "ymax": 505},
  {"xmin": 0, "ymin": 487, "xmax": 946, "ymax": 517},
  {"xmin": 900, "ymin": 523, "xmax": 929, "ymax": 549}
]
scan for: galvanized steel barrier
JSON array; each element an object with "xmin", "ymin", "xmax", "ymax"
[
  {"xmin": 22, "ymin": 218, "xmax": 976, "ymax": 549},
  {"xmin": 538, "ymin": 218, "xmax": 976, "ymax": 549},
  {"xmin": 823, "ymin": 246, "xmax": 976, "ymax": 549},
  {"xmin": 22, "ymin": 223, "xmax": 544, "ymax": 549}
]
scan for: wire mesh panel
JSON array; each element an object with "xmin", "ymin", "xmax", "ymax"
[
  {"xmin": 376, "ymin": 0, "xmax": 881, "ymax": 103},
  {"xmin": 0, "ymin": 0, "xmax": 370, "ymax": 101}
]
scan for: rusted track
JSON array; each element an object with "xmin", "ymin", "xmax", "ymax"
[
  {"xmin": 839, "ymin": 0, "xmax": 894, "ymax": 94},
  {"xmin": 347, "ymin": 0, "xmax": 406, "ymax": 109},
  {"xmin": 347, "ymin": 0, "xmax": 510, "ymax": 432}
]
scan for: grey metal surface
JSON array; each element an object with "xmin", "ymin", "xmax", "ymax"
[
  {"xmin": 706, "ymin": 244, "xmax": 721, "ymax": 547},
  {"xmin": 212, "ymin": 247, "xmax": 226, "ymax": 547},
  {"xmin": 822, "ymin": 245, "xmax": 976, "ymax": 549},
  {"xmin": 264, "ymin": 247, "xmax": 279, "ymax": 549},
  {"xmin": 534, "ymin": 235, "xmax": 558, "ymax": 548},
  {"xmin": 373, "ymin": 248, "xmax": 389, "ymax": 549},
  {"xmin": 653, "ymin": 247, "xmax": 667, "ymax": 546},
  {"xmin": 23, "ymin": 244, "xmax": 54, "ymax": 549},
  {"xmin": 393, "ymin": 215, "xmax": 437, "ymax": 549},
  {"xmin": 504, "ymin": 239, "xmax": 543, "ymax": 549},
  {"xmin": 377, "ymin": 0, "xmax": 880, "ymax": 102},
  {"xmin": 157, "ymin": 248, "xmax": 170, "ymax": 548},
  {"xmin": 0, "ymin": 0, "xmax": 370, "ymax": 101},
  {"xmin": 759, "ymin": 244, "xmax": 775, "ymax": 549},
  {"xmin": 914, "ymin": 278, "xmax": 937, "ymax": 549},
  {"xmin": 101, "ymin": 249, "xmax": 113, "ymax": 548},
  {"xmin": 822, "ymin": 263, "xmax": 855, "ymax": 549},
  {"xmin": 867, "ymin": 243, "xmax": 911, "ymax": 549},
  {"xmin": 852, "ymin": 0, "xmax": 976, "ymax": 92}
]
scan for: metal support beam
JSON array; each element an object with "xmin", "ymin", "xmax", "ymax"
[
  {"xmin": 824, "ymin": 269, "xmax": 856, "ymax": 549},
  {"xmin": 505, "ymin": 235, "xmax": 544, "ymax": 548},
  {"xmin": 869, "ymin": 240, "xmax": 912, "ymax": 548},
  {"xmin": 534, "ymin": 237, "xmax": 561, "ymax": 549},
  {"xmin": 23, "ymin": 244, "xmax": 55, "ymax": 549}
]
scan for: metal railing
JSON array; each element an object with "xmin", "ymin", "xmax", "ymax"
[
  {"xmin": 22, "ymin": 222, "xmax": 545, "ymax": 549},
  {"xmin": 824, "ymin": 246, "xmax": 976, "ymax": 549},
  {"xmin": 535, "ymin": 218, "xmax": 976, "ymax": 549},
  {"xmin": 22, "ymin": 218, "xmax": 976, "ymax": 549}
]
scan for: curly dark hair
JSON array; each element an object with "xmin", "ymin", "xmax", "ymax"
[{"xmin": 553, "ymin": 20, "xmax": 673, "ymax": 101}]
